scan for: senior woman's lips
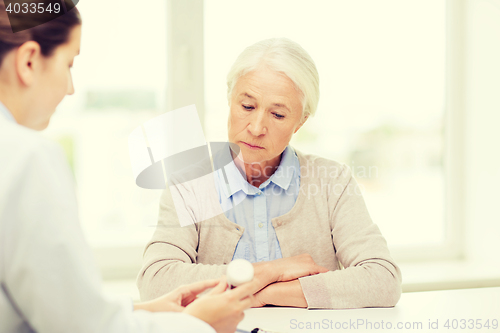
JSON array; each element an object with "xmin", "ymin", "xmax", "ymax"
[{"xmin": 241, "ymin": 141, "xmax": 264, "ymax": 150}]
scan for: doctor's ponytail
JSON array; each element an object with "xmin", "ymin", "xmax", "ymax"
[{"xmin": 0, "ymin": 1, "xmax": 81, "ymax": 67}]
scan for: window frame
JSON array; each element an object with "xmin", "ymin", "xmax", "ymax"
[{"xmin": 388, "ymin": 0, "xmax": 466, "ymax": 263}]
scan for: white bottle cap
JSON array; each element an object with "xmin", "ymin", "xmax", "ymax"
[{"xmin": 226, "ymin": 259, "xmax": 254, "ymax": 287}]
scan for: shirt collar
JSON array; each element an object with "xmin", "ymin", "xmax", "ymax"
[
  {"xmin": 218, "ymin": 145, "xmax": 298, "ymax": 199},
  {"xmin": 267, "ymin": 145, "xmax": 298, "ymax": 191},
  {"xmin": 0, "ymin": 101, "xmax": 16, "ymax": 123},
  {"xmin": 221, "ymin": 152, "xmax": 251, "ymax": 198}
]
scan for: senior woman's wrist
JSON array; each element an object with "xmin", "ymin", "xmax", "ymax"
[
  {"xmin": 261, "ymin": 280, "xmax": 308, "ymax": 308},
  {"xmin": 133, "ymin": 301, "xmax": 152, "ymax": 312},
  {"xmin": 252, "ymin": 261, "xmax": 279, "ymax": 289}
]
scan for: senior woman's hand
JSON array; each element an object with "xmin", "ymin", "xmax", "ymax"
[
  {"xmin": 251, "ymin": 280, "xmax": 309, "ymax": 308},
  {"xmin": 252, "ymin": 253, "xmax": 329, "ymax": 291}
]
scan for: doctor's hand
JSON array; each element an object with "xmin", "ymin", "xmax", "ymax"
[
  {"xmin": 133, "ymin": 278, "xmax": 220, "ymax": 312},
  {"xmin": 184, "ymin": 276, "xmax": 256, "ymax": 333}
]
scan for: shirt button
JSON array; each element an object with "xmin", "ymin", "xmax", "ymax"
[
  {"xmin": 257, "ymin": 192, "xmax": 262, "ymax": 196},
  {"xmin": 258, "ymin": 223, "xmax": 263, "ymax": 228}
]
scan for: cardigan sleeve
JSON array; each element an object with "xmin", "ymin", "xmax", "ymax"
[
  {"xmin": 136, "ymin": 186, "xmax": 227, "ymax": 301},
  {"xmin": 298, "ymin": 165, "xmax": 402, "ymax": 309}
]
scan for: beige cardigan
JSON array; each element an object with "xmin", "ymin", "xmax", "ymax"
[{"xmin": 137, "ymin": 149, "xmax": 402, "ymax": 309}]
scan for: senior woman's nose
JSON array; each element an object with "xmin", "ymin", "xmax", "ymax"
[{"xmin": 247, "ymin": 109, "xmax": 267, "ymax": 136}]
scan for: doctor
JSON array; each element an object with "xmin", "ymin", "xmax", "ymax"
[{"xmin": 0, "ymin": 3, "xmax": 255, "ymax": 333}]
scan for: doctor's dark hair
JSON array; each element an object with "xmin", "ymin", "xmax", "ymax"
[{"xmin": 0, "ymin": 1, "xmax": 81, "ymax": 67}]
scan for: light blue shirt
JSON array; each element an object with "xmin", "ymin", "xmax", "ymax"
[
  {"xmin": 0, "ymin": 101, "xmax": 15, "ymax": 123},
  {"xmin": 213, "ymin": 145, "xmax": 300, "ymax": 263}
]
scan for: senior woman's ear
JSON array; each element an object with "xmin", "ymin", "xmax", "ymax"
[{"xmin": 294, "ymin": 115, "xmax": 309, "ymax": 134}]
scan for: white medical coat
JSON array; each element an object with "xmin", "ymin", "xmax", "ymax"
[{"xmin": 0, "ymin": 106, "xmax": 215, "ymax": 333}]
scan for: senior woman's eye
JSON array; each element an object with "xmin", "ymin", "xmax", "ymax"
[
  {"xmin": 273, "ymin": 112, "xmax": 285, "ymax": 119},
  {"xmin": 242, "ymin": 104, "xmax": 254, "ymax": 110}
]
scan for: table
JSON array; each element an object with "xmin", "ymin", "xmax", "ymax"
[{"xmin": 238, "ymin": 287, "xmax": 500, "ymax": 332}]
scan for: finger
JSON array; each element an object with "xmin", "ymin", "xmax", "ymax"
[
  {"xmin": 250, "ymin": 295, "xmax": 260, "ymax": 308},
  {"xmin": 207, "ymin": 276, "xmax": 228, "ymax": 295},
  {"xmin": 242, "ymin": 278, "xmax": 265, "ymax": 295},
  {"xmin": 313, "ymin": 266, "xmax": 329, "ymax": 275},
  {"xmin": 183, "ymin": 278, "xmax": 221, "ymax": 296},
  {"xmin": 238, "ymin": 294, "xmax": 253, "ymax": 310},
  {"xmin": 168, "ymin": 303, "xmax": 185, "ymax": 312},
  {"xmin": 228, "ymin": 279, "xmax": 260, "ymax": 299}
]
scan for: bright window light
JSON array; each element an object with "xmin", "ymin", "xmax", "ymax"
[{"xmin": 42, "ymin": 0, "xmax": 168, "ymax": 247}]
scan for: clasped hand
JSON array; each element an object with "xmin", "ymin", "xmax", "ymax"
[{"xmin": 250, "ymin": 253, "xmax": 329, "ymax": 307}]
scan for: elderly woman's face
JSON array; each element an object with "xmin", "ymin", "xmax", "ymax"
[{"xmin": 228, "ymin": 68, "xmax": 306, "ymax": 165}]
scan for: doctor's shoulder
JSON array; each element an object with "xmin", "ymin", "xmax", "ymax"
[{"xmin": 0, "ymin": 122, "xmax": 72, "ymax": 184}]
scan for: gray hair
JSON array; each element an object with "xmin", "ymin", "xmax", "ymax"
[{"xmin": 226, "ymin": 38, "xmax": 320, "ymax": 120}]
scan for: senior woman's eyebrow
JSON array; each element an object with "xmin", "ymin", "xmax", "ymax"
[
  {"xmin": 272, "ymin": 103, "xmax": 290, "ymax": 112},
  {"xmin": 239, "ymin": 93, "xmax": 291, "ymax": 112},
  {"xmin": 240, "ymin": 93, "xmax": 256, "ymax": 100}
]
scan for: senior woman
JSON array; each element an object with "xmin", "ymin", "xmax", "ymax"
[{"xmin": 137, "ymin": 38, "xmax": 402, "ymax": 309}]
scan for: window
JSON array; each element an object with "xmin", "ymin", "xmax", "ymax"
[{"xmin": 42, "ymin": 0, "xmax": 168, "ymax": 252}]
